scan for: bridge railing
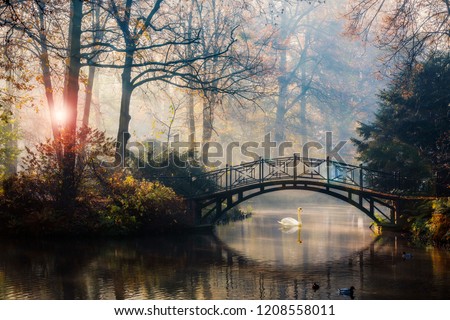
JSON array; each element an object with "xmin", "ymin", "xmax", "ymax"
[{"xmin": 152, "ymin": 155, "xmax": 435, "ymax": 198}]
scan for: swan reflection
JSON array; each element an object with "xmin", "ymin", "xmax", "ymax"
[{"xmin": 279, "ymin": 225, "xmax": 302, "ymax": 244}]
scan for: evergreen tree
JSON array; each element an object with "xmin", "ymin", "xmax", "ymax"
[{"xmin": 353, "ymin": 53, "xmax": 450, "ymax": 195}]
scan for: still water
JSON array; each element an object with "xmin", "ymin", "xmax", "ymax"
[{"xmin": 1, "ymin": 200, "xmax": 449, "ymax": 300}]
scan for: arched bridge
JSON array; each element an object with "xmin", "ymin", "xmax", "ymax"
[{"xmin": 157, "ymin": 155, "xmax": 435, "ymax": 226}]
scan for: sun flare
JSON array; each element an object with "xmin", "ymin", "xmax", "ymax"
[{"xmin": 54, "ymin": 108, "xmax": 67, "ymax": 125}]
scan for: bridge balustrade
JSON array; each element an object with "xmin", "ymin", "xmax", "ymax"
[{"xmin": 158, "ymin": 155, "xmax": 433, "ymax": 198}]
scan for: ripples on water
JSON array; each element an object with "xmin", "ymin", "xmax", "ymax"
[{"xmin": 0, "ymin": 203, "xmax": 449, "ymax": 299}]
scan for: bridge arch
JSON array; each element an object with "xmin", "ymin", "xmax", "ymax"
[
  {"xmin": 191, "ymin": 179, "xmax": 398, "ymax": 225},
  {"xmin": 159, "ymin": 155, "xmax": 433, "ymax": 227}
]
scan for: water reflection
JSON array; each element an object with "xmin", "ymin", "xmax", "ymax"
[
  {"xmin": 0, "ymin": 203, "xmax": 449, "ymax": 300},
  {"xmin": 279, "ymin": 225, "xmax": 302, "ymax": 244},
  {"xmin": 216, "ymin": 205, "xmax": 376, "ymax": 266}
]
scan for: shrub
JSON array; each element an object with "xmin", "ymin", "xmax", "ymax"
[
  {"xmin": 409, "ymin": 198, "xmax": 450, "ymax": 247},
  {"xmin": 100, "ymin": 173, "xmax": 187, "ymax": 233},
  {"xmin": 0, "ymin": 128, "xmax": 188, "ymax": 236}
]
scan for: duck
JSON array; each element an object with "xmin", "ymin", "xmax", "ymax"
[
  {"xmin": 312, "ymin": 283, "xmax": 320, "ymax": 291},
  {"xmin": 278, "ymin": 207, "xmax": 303, "ymax": 226},
  {"xmin": 402, "ymin": 252, "xmax": 413, "ymax": 260},
  {"xmin": 338, "ymin": 286, "xmax": 355, "ymax": 296}
]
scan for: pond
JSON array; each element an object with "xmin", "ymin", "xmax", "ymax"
[{"xmin": 1, "ymin": 194, "xmax": 449, "ymax": 299}]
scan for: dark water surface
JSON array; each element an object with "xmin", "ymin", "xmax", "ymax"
[{"xmin": 1, "ymin": 203, "xmax": 449, "ymax": 299}]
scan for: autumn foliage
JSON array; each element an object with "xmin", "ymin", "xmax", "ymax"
[{"xmin": 0, "ymin": 127, "xmax": 187, "ymax": 236}]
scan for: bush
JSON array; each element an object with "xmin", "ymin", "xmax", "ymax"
[
  {"xmin": 0, "ymin": 128, "xmax": 188, "ymax": 236},
  {"xmin": 427, "ymin": 199, "xmax": 450, "ymax": 244},
  {"xmin": 410, "ymin": 198, "xmax": 450, "ymax": 247},
  {"xmin": 100, "ymin": 173, "xmax": 187, "ymax": 233}
]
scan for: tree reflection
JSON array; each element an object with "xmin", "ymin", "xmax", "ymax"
[{"xmin": 0, "ymin": 231, "xmax": 448, "ymax": 299}]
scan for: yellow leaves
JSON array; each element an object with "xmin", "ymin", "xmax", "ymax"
[
  {"xmin": 35, "ymin": 74, "xmax": 44, "ymax": 84},
  {"xmin": 79, "ymin": 72, "xmax": 89, "ymax": 87},
  {"xmin": 143, "ymin": 30, "xmax": 152, "ymax": 42},
  {"xmin": 106, "ymin": 171, "xmax": 184, "ymax": 224},
  {"xmin": 124, "ymin": 174, "xmax": 136, "ymax": 186}
]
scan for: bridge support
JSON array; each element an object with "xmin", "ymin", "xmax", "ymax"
[
  {"xmin": 217, "ymin": 199, "xmax": 223, "ymax": 218},
  {"xmin": 390, "ymin": 201, "xmax": 398, "ymax": 225},
  {"xmin": 186, "ymin": 199, "xmax": 202, "ymax": 226}
]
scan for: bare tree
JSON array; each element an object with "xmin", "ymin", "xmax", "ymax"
[
  {"xmin": 176, "ymin": 0, "xmax": 269, "ymax": 155},
  {"xmin": 85, "ymin": 0, "xmax": 240, "ymax": 164},
  {"xmin": 263, "ymin": 0, "xmax": 320, "ymax": 142},
  {"xmin": 81, "ymin": 0, "xmax": 105, "ymax": 130},
  {"xmin": 0, "ymin": 0, "xmax": 70, "ymax": 141},
  {"xmin": 59, "ymin": 0, "xmax": 84, "ymax": 213},
  {"xmin": 345, "ymin": 0, "xmax": 450, "ymax": 67}
]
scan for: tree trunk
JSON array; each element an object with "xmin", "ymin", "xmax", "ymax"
[
  {"xmin": 298, "ymin": 29, "xmax": 310, "ymax": 140},
  {"xmin": 299, "ymin": 94, "xmax": 307, "ymax": 138},
  {"xmin": 5, "ymin": 74, "xmax": 17, "ymax": 175},
  {"xmin": 37, "ymin": 0, "xmax": 60, "ymax": 142},
  {"xmin": 115, "ymin": 60, "xmax": 134, "ymax": 165},
  {"xmin": 82, "ymin": 1, "xmax": 101, "ymax": 131},
  {"xmin": 82, "ymin": 65, "xmax": 96, "ymax": 129},
  {"xmin": 274, "ymin": 5, "xmax": 290, "ymax": 144},
  {"xmin": 275, "ymin": 46, "xmax": 288, "ymax": 143},
  {"xmin": 93, "ymin": 70, "xmax": 101, "ymax": 128},
  {"xmin": 186, "ymin": 0, "xmax": 196, "ymax": 157},
  {"xmin": 187, "ymin": 92, "xmax": 196, "ymax": 156},
  {"xmin": 60, "ymin": 0, "xmax": 83, "ymax": 214},
  {"xmin": 5, "ymin": 121, "xmax": 17, "ymax": 175},
  {"xmin": 202, "ymin": 92, "xmax": 216, "ymax": 144}
]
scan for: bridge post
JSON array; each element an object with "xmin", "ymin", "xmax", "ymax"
[
  {"xmin": 394, "ymin": 171, "xmax": 399, "ymax": 190},
  {"xmin": 188, "ymin": 173, "xmax": 193, "ymax": 197},
  {"xmin": 294, "ymin": 153, "xmax": 298, "ymax": 180},
  {"xmin": 226, "ymin": 164, "xmax": 229, "ymax": 191},
  {"xmin": 359, "ymin": 164, "xmax": 364, "ymax": 191},
  {"xmin": 187, "ymin": 200, "xmax": 202, "ymax": 226},
  {"xmin": 216, "ymin": 199, "xmax": 223, "ymax": 221},
  {"xmin": 260, "ymin": 157, "xmax": 264, "ymax": 182},
  {"xmin": 326, "ymin": 156, "xmax": 330, "ymax": 190},
  {"xmin": 229, "ymin": 165, "xmax": 233, "ymax": 190},
  {"xmin": 259, "ymin": 157, "xmax": 262, "ymax": 183},
  {"xmin": 227, "ymin": 196, "xmax": 233, "ymax": 208},
  {"xmin": 391, "ymin": 200, "xmax": 399, "ymax": 225}
]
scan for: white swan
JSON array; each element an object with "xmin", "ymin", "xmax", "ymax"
[{"xmin": 278, "ymin": 207, "xmax": 302, "ymax": 226}]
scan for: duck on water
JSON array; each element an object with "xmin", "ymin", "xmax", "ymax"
[{"xmin": 338, "ymin": 286, "xmax": 355, "ymax": 298}]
